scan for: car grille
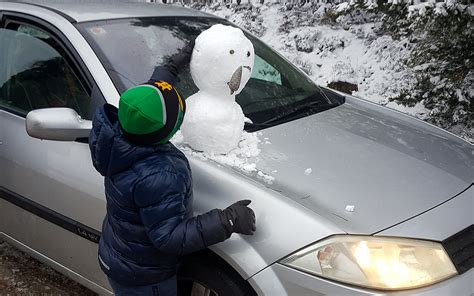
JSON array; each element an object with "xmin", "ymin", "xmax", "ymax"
[{"xmin": 442, "ymin": 225, "xmax": 474, "ymax": 274}]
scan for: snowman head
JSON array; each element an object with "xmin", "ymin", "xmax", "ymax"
[{"xmin": 190, "ymin": 24, "xmax": 255, "ymax": 97}]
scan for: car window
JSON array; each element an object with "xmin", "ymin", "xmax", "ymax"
[
  {"xmin": 251, "ymin": 55, "xmax": 282, "ymax": 85},
  {"xmin": 0, "ymin": 23, "xmax": 94, "ymax": 119},
  {"xmin": 78, "ymin": 17, "xmax": 343, "ymax": 127}
]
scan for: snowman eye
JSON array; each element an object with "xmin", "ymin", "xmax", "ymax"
[
  {"xmin": 229, "ymin": 49, "xmax": 235, "ymax": 55},
  {"xmin": 247, "ymin": 51, "xmax": 251, "ymax": 57}
]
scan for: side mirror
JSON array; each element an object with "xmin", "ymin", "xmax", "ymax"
[{"xmin": 26, "ymin": 108, "xmax": 92, "ymax": 141}]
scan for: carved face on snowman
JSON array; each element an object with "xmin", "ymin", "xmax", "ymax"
[
  {"xmin": 181, "ymin": 25, "xmax": 255, "ymax": 154},
  {"xmin": 191, "ymin": 24, "xmax": 255, "ymax": 96}
]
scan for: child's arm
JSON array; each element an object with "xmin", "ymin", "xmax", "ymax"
[
  {"xmin": 135, "ymin": 170, "xmax": 255, "ymax": 255},
  {"xmin": 147, "ymin": 40, "xmax": 195, "ymax": 86}
]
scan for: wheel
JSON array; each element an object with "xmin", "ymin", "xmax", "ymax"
[{"xmin": 177, "ymin": 252, "xmax": 256, "ymax": 296}]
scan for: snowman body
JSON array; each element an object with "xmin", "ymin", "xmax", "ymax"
[
  {"xmin": 183, "ymin": 92, "xmax": 244, "ymax": 154},
  {"xmin": 181, "ymin": 24, "xmax": 255, "ymax": 154}
]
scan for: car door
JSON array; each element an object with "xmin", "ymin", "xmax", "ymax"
[{"xmin": 0, "ymin": 15, "xmax": 109, "ymax": 290}]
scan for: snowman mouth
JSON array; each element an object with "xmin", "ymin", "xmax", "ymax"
[{"xmin": 227, "ymin": 66, "xmax": 252, "ymax": 95}]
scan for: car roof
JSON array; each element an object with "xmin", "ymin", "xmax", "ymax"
[{"xmin": 8, "ymin": 1, "xmax": 218, "ymax": 23}]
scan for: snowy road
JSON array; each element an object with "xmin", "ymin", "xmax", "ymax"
[{"xmin": 0, "ymin": 242, "xmax": 96, "ymax": 295}]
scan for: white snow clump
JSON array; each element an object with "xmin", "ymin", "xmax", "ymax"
[{"xmin": 172, "ymin": 131, "xmax": 275, "ymax": 183}]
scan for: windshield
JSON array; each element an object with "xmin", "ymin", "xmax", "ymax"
[{"xmin": 77, "ymin": 17, "xmax": 344, "ymax": 129}]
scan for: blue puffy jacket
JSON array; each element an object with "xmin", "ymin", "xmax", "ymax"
[{"xmin": 89, "ymin": 104, "xmax": 231, "ymax": 286}]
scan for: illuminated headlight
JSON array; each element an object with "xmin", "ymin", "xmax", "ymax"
[{"xmin": 280, "ymin": 235, "xmax": 457, "ymax": 290}]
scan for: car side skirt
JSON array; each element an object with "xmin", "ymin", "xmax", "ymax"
[{"xmin": 0, "ymin": 186, "xmax": 101, "ymax": 243}]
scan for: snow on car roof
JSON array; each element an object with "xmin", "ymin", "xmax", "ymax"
[{"xmin": 11, "ymin": 1, "xmax": 217, "ymax": 23}]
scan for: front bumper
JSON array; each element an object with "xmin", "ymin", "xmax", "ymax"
[
  {"xmin": 250, "ymin": 263, "xmax": 473, "ymax": 296},
  {"xmin": 249, "ymin": 185, "xmax": 474, "ymax": 295}
]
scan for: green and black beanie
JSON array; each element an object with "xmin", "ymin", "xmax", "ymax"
[{"xmin": 118, "ymin": 81, "xmax": 185, "ymax": 146}]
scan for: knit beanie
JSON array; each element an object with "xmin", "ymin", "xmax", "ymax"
[{"xmin": 118, "ymin": 81, "xmax": 185, "ymax": 145}]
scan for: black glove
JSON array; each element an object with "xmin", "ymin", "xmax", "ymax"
[
  {"xmin": 149, "ymin": 39, "xmax": 195, "ymax": 85},
  {"xmin": 168, "ymin": 39, "xmax": 195, "ymax": 72},
  {"xmin": 222, "ymin": 200, "xmax": 256, "ymax": 235}
]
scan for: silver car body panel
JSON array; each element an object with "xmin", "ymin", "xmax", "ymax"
[
  {"xmin": 0, "ymin": 111, "xmax": 105, "ymax": 229},
  {"xmin": 0, "ymin": 199, "xmax": 112, "ymax": 295},
  {"xmin": 185, "ymin": 155, "xmax": 344, "ymax": 278},
  {"xmin": 1, "ymin": 2, "xmax": 473, "ymax": 295},
  {"xmin": 377, "ymin": 185, "xmax": 473, "ymax": 241},
  {"xmin": 255, "ymin": 95, "xmax": 473, "ymax": 234},
  {"xmin": 0, "ymin": 105, "xmax": 108, "ymax": 294}
]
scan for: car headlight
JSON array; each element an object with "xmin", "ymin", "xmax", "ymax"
[{"xmin": 280, "ymin": 235, "xmax": 457, "ymax": 290}]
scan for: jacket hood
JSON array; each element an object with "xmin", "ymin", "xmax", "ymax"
[{"xmin": 89, "ymin": 104, "xmax": 174, "ymax": 176}]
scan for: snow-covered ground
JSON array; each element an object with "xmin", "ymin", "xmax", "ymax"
[{"xmin": 187, "ymin": 2, "xmax": 472, "ymax": 142}]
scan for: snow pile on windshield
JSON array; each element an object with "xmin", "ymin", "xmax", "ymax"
[{"xmin": 172, "ymin": 131, "xmax": 275, "ymax": 184}]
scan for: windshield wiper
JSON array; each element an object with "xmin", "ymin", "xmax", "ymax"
[{"xmin": 245, "ymin": 92, "xmax": 335, "ymax": 129}]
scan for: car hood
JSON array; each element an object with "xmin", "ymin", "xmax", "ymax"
[{"xmin": 254, "ymin": 96, "xmax": 474, "ymax": 234}]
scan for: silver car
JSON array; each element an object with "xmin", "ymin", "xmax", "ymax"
[{"xmin": 0, "ymin": 1, "xmax": 472, "ymax": 295}]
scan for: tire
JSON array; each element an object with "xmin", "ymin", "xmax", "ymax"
[{"xmin": 177, "ymin": 252, "xmax": 256, "ymax": 296}]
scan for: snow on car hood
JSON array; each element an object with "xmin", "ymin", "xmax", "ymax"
[{"xmin": 254, "ymin": 96, "xmax": 474, "ymax": 234}]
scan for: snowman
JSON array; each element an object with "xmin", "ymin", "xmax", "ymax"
[{"xmin": 181, "ymin": 24, "xmax": 255, "ymax": 155}]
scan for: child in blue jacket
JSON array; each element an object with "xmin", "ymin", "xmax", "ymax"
[{"xmin": 89, "ymin": 42, "xmax": 256, "ymax": 296}]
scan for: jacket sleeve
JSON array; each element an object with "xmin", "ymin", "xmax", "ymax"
[
  {"xmin": 134, "ymin": 171, "xmax": 232, "ymax": 256},
  {"xmin": 147, "ymin": 40, "xmax": 194, "ymax": 85},
  {"xmin": 147, "ymin": 66, "xmax": 178, "ymax": 85}
]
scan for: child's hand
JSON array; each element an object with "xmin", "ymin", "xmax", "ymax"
[{"xmin": 223, "ymin": 200, "xmax": 256, "ymax": 235}]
